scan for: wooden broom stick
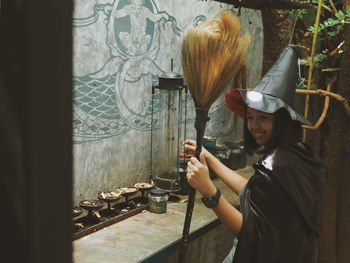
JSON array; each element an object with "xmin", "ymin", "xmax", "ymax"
[{"xmin": 179, "ymin": 11, "xmax": 250, "ymax": 262}]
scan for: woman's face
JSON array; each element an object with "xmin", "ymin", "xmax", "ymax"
[{"xmin": 246, "ymin": 107, "xmax": 274, "ymax": 146}]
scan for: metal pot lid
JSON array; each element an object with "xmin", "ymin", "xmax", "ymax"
[
  {"xmin": 160, "ymin": 71, "xmax": 183, "ymax": 79},
  {"xmin": 150, "ymin": 188, "xmax": 167, "ymax": 196}
]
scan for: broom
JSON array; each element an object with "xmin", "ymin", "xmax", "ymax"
[{"xmin": 179, "ymin": 11, "xmax": 250, "ymax": 262}]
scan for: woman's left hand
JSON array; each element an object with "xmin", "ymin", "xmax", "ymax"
[{"xmin": 187, "ymin": 153, "xmax": 217, "ymax": 197}]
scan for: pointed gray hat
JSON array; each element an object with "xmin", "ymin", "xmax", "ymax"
[{"xmin": 225, "ymin": 45, "xmax": 311, "ymax": 125}]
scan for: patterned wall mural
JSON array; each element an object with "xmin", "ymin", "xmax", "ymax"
[
  {"xmin": 72, "ymin": 0, "xmax": 239, "ymax": 144},
  {"xmin": 72, "ymin": 0, "xmax": 263, "ymax": 202}
]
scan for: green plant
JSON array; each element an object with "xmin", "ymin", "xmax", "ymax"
[{"xmin": 289, "ymin": 1, "xmax": 349, "ymax": 72}]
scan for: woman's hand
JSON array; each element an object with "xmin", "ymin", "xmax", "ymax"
[
  {"xmin": 187, "ymin": 153, "xmax": 216, "ymax": 197},
  {"xmin": 183, "ymin": 139, "xmax": 209, "ymax": 158}
]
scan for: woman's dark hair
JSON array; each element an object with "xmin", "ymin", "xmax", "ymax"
[{"xmin": 244, "ymin": 108, "xmax": 302, "ymax": 155}]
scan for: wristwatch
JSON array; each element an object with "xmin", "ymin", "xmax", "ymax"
[{"xmin": 201, "ymin": 188, "xmax": 221, "ymax": 208}]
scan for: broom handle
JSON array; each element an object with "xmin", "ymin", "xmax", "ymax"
[
  {"xmin": 179, "ymin": 187, "xmax": 196, "ymax": 263},
  {"xmin": 179, "ymin": 109, "xmax": 209, "ymax": 263}
]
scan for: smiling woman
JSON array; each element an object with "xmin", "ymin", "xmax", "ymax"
[
  {"xmin": 246, "ymin": 107, "xmax": 273, "ymax": 147},
  {"xmin": 184, "ymin": 45, "xmax": 327, "ymax": 263},
  {"xmin": 244, "ymin": 107, "xmax": 303, "ymax": 155}
]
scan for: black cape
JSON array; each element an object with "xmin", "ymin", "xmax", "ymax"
[{"xmin": 233, "ymin": 143, "xmax": 326, "ymax": 263}]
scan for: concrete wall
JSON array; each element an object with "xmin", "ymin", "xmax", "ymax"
[
  {"xmin": 72, "ymin": 0, "xmax": 263, "ymax": 203},
  {"xmin": 161, "ymin": 224, "xmax": 235, "ymax": 263}
]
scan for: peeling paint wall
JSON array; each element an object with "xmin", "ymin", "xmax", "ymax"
[{"xmin": 72, "ymin": 0, "xmax": 263, "ymax": 203}]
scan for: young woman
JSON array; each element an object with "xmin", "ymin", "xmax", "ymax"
[{"xmin": 184, "ymin": 46, "xmax": 326, "ymax": 263}]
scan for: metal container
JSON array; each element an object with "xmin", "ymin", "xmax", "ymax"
[
  {"xmin": 148, "ymin": 189, "xmax": 168, "ymax": 214},
  {"xmin": 238, "ymin": 144, "xmax": 247, "ymax": 168},
  {"xmin": 214, "ymin": 144, "xmax": 230, "ymax": 162},
  {"xmin": 202, "ymin": 136, "xmax": 217, "ymax": 152},
  {"xmin": 228, "ymin": 149, "xmax": 241, "ymax": 170},
  {"xmin": 225, "ymin": 139, "xmax": 247, "ymax": 169}
]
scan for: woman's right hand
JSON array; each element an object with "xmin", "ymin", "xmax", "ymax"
[{"xmin": 186, "ymin": 154, "xmax": 216, "ymax": 197}]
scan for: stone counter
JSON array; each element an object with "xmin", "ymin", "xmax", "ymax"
[{"xmin": 73, "ymin": 166, "xmax": 253, "ymax": 263}]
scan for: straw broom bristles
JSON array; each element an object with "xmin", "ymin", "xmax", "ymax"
[
  {"xmin": 179, "ymin": 12, "xmax": 250, "ymax": 263},
  {"xmin": 181, "ymin": 11, "xmax": 250, "ymax": 109}
]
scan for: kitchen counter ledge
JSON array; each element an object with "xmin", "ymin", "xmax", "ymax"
[{"xmin": 73, "ymin": 166, "xmax": 253, "ymax": 263}]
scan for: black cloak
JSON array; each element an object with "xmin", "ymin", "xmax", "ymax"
[{"xmin": 233, "ymin": 143, "xmax": 326, "ymax": 263}]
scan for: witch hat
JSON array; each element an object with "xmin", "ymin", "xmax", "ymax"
[{"xmin": 225, "ymin": 45, "xmax": 311, "ymax": 125}]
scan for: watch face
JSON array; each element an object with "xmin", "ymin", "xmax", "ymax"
[
  {"xmin": 202, "ymin": 197, "xmax": 218, "ymax": 208},
  {"xmin": 204, "ymin": 199, "xmax": 217, "ymax": 208},
  {"xmin": 202, "ymin": 189, "xmax": 221, "ymax": 208}
]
